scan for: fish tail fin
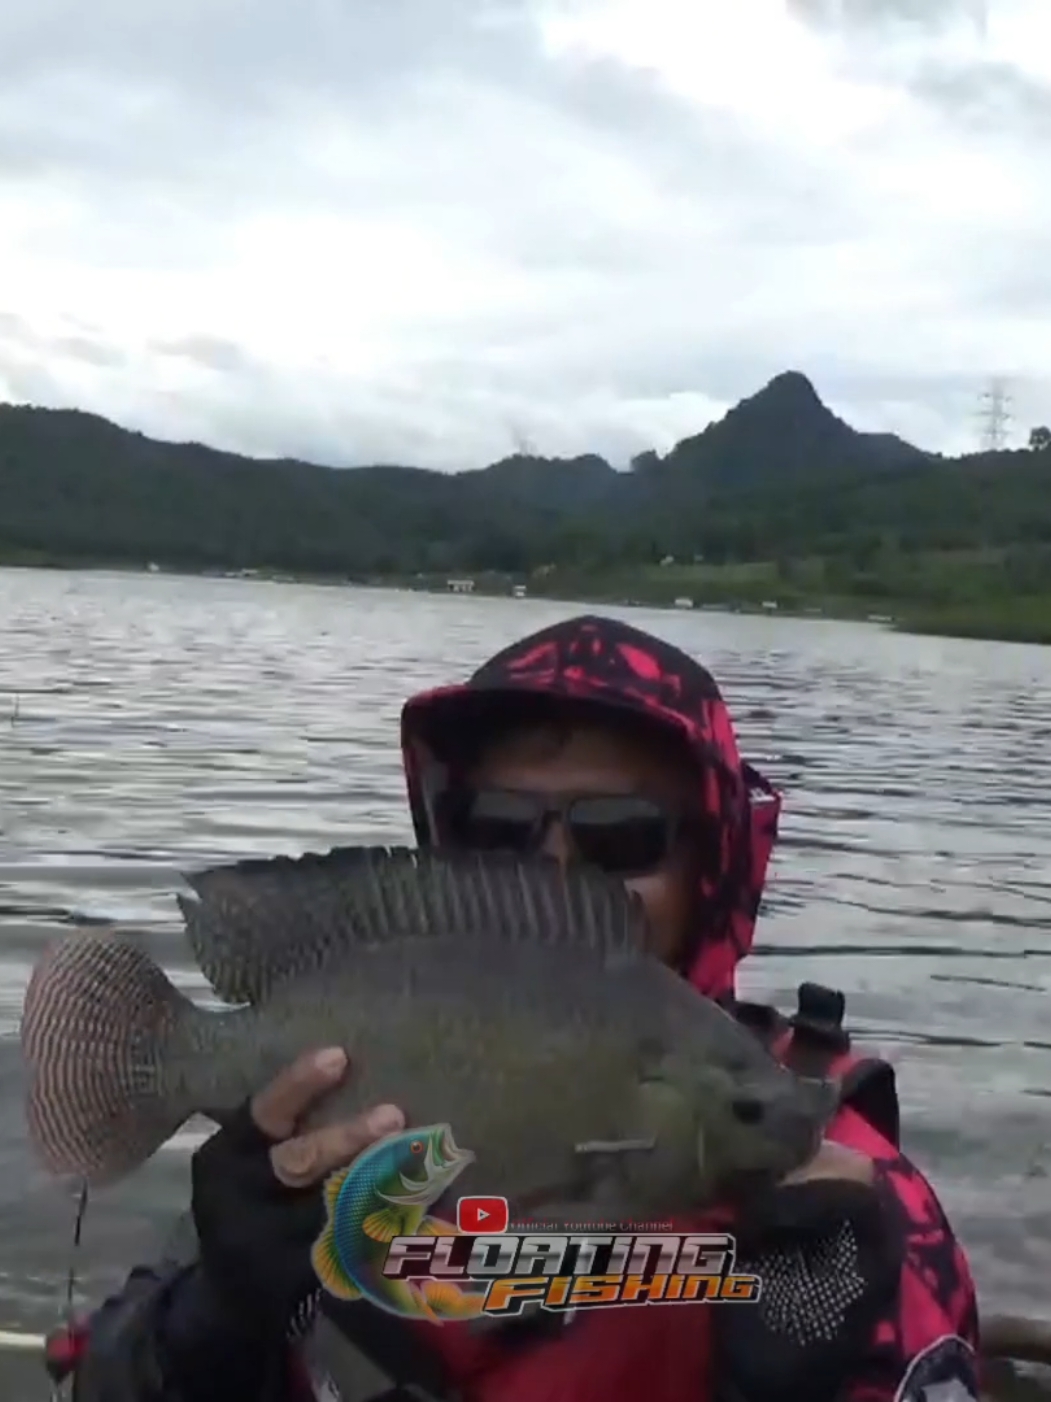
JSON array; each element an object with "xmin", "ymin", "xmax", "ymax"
[{"xmin": 20, "ymin": 931, "xmax": 200, "ymax": 1185}]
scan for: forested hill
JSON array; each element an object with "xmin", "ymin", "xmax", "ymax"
[{"xmin": 1, "ymin": 369, "xmax": 1049, "ymax": 578}]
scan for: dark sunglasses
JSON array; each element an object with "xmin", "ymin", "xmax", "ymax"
[{"xmin": 437, "ymin": 786, "xmax": 702, "ymax": 879}]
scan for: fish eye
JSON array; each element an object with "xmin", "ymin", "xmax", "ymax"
[
  {"xmin": 410, "ymin": 1139, "xmax": 424, "ymax": 1153},
  {"xmin": 730, "ymin": 1097, "xmax": 765, "ymax": 1126}
]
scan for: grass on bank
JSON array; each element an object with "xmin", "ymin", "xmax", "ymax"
[
  {"xmin": 4, "ymin": 545, "xmax": 1051, "ymax": 647},
  {"xmin": 494, "ymin": 548, "xmax": 1051, "ymax": 647}
]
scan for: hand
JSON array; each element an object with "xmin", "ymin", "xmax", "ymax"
[
  {"xmin": 779, "ymin": 1138, "xmax": 875, "ymax": 1187},
  {"xmin": 190, "ymin": 1047, "xmax": 405, "ymax": 1338},
  {"xmin": 717, "ymin": 1144, "xmax": 898, "ymax": 1402}
]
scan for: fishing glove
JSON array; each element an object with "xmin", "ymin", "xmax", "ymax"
[
  {"xmin": 714, "ymin": 1178, "xmax": 901, "ymax": 1402},
  {"xmin": 191, "ymin": 1100, "xmax": 326, "ymax": 1343}
]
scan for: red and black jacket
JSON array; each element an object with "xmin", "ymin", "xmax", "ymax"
[
  {"xmin": 55, "ymin": 977, "xmax": 977, "ymax": 1402},
  {"xmin": 57, "ymin": 614, "xmax": 979, "ymax": 1402}
]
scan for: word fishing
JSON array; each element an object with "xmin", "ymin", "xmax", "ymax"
[{"xmin": 381, "ymin": 1231, "xmax": 762, "ymax": 1316}]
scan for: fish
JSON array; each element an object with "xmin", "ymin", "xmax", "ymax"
[
  {"xmin": 20, "ymin": 846, "xmax": 839, "ymax": 1223},
  {"xmin": 312, "ymin": 1121, "xmax": 486, "ymax": 1323}
]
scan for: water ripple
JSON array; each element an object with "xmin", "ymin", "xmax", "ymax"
[{"xmin": 0, "ymin": 568, "xmax": 1048, "ymax": 1340}]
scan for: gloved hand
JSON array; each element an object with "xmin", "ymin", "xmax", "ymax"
[
  {"xmin": 716, "ymin": 1145, "xmax": 902, "ymax": 1402},
  {"xmin": 190, "ymin": 1047, "xmax": 406, "ymax": 1340}
]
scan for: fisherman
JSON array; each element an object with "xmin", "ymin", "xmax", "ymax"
[{"xmin": 63, "ymin": 614, "xmax": 980, "ymax": 1402}]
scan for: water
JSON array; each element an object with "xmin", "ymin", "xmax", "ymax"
[{"xmin": 0, "ymin": 567, "xmax": 1049, "ymax": 1393}]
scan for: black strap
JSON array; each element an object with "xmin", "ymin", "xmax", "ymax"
[
  {"xmin": 725, "ymin": 996, "xmax": 784, "ymax": 1045},
  {"xmin": 784, "ymin": 983, "xmax": 901, "ymax": 1149},
  {"xmin": 323, "ymin": 1296, "xmax": 572, "ymax": 1401},
  {"xmin": 322, "ymin": 1299, "xmax": 461, "ymax": 1402},
  {"xmin": 839, "ymin": 1058, "xmax": 900, "ymax": 1149},
  {"xmin": 729, "ymin": 984, "xmax": 901, "ymax": 1149}
]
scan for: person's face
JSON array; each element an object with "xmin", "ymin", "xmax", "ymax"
[{"xmin": 464, "ymin": 723, "xmax": 698, "ymax": 967}]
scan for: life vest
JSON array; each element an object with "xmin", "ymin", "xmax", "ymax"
[{"xmin": 313, "ymin": 981, "xmax": 903, "ymax": 1402}]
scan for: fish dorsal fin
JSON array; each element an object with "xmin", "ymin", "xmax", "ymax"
[{"xmin": 180, "ymin": 846, "xmax": 650, "ymax": 1005}]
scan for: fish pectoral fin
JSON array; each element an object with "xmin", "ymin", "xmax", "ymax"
[
  {"xmin": 362, "ymin": 1207, "xmax": 408, "ymax": 1243},
  {"xmin": 417, "ymin": 1216, "xmax": 461, "ymax": 1237}
]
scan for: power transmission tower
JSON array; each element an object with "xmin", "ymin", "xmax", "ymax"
[{"xmin": 977, "ymin": 378, "xmax": 1011, "ymax": 452}]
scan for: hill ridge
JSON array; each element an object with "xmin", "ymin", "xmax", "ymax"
[{"xmin": 0, "ymin": 371, "xmax": 1046, "ymax": 587}]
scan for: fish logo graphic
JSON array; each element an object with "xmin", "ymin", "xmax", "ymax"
[{"xmin": 312, "ymin": 1123, "xmax": 488, "ymax": 1322}]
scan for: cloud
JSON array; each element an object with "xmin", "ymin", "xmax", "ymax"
[{"xmin": 0, "ymin": 0, "xmax": 1049, "ymax": 468}]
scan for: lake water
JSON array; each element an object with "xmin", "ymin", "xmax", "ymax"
[{"xmin": 0, "ymin": 567, "xmax": 1049, "ymax": 1395}]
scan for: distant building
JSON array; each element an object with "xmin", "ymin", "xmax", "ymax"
[
  {"xmin": 512, "ymin": 584, "xmax": 527, "ymax": 598},
  {"xmin": 447, "ymin": 578, "xmax": 475, "ymax": 594}
]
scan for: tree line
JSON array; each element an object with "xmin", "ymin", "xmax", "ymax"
[{"xmin": 0, "ymin": 376, "xmax": 1049, "ymax": 586}]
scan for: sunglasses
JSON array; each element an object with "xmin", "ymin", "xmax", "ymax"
[{"xmin": 437, "ymin": 786, "xmax": 701, "ymax": 879}]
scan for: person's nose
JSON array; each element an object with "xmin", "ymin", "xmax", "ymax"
[{"xmin": 538, "ymin": 816, "xmax": 572, "ymax": 868}]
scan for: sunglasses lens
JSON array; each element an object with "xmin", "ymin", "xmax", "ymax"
[
  {"xmin": 567, "ymin": 796, "xmax": 673, "ymax": 877},
  {"xmin": 440, "ymin": 789, "xmax": 680, "ymax": 877},
  {"xmin": 445, "ymin": 789, "xmax": 540, "ymax": 854}
]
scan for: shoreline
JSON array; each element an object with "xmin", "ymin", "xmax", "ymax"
[{"xmin": 2, "ymin": 555, "xmax": 1049, "ymax": 648}]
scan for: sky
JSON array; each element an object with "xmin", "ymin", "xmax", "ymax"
[{"xmin": 1, "ymin": 0, "xmax": 1050, "ymax": 470}]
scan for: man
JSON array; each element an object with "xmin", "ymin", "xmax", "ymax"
[{"xmin": 65, "ymin": 614, "xmax": 980, "ymax": 1402}]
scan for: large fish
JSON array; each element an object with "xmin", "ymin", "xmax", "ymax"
[{"xmin": 20, "ymin": 847, "xmax": 838, "ymax": 1222}]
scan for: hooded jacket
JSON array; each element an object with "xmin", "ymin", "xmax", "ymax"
[
  {"xmin": 391, "ymin": 614, "xmax": 980, "ymax": 1402},
  {"xmin": 65, "ymin": 614, "xmax": 980, "ymax": 1402},
  {"xmin": 399, "ymin": 612, "xmax": 780, "ymax": 1004}
]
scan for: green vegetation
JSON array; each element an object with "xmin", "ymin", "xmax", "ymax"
[{"xmin": 1, "ymin": 369, "xmax": 1050, "ymax": 644}]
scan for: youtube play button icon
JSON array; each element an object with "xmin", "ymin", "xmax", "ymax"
[{"xmin": 456, "ymin": 1195, "xmax": 510, "ymax": 1234}]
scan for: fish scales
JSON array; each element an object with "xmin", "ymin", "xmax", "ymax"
[
  {"xmin": 21, "ymin": 849, "xmax": 838, "ymax": 1221},
  {"xmin": 211, "ymin": 941, "xmax": 651, "ymax": 1207}
]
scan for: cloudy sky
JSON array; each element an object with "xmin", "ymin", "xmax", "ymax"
[{"xmin": 1, "ymin": 0, "xmax": 1049, "ymax": 469}]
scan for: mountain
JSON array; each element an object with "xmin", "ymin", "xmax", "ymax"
[
  {"xmin": 0, "ymin": 373, "xmax": 1045, "ymax": 578},
  {"xmin": 467, "ymin": 452, "xmax": 621, "ymax": 515},
  {"xmin": 644, "ymin": 371, "xmax": 929, "ymax": 492}
]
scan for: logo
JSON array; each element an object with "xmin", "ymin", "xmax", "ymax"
[
  {"xmin": 383, "ymin": 1229, "xmax": 762, "ymax": 1318},
  {"xmin": 311, "ymin": 1122, "xmax": 762, "ymax": 1324},
  {"xmin": 457, "ymin": 1195, "xmax": 509, "ymax": 1234}
]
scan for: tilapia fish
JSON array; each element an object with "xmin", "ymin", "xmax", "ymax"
[{"xmin": 21, "ymin": 847, "xmax": 838, "ymax": 1221}]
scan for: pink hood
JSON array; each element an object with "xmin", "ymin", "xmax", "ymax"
[{"xmin": 399, "ymin": 614, "xmax": 781, "ymax": 999}]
